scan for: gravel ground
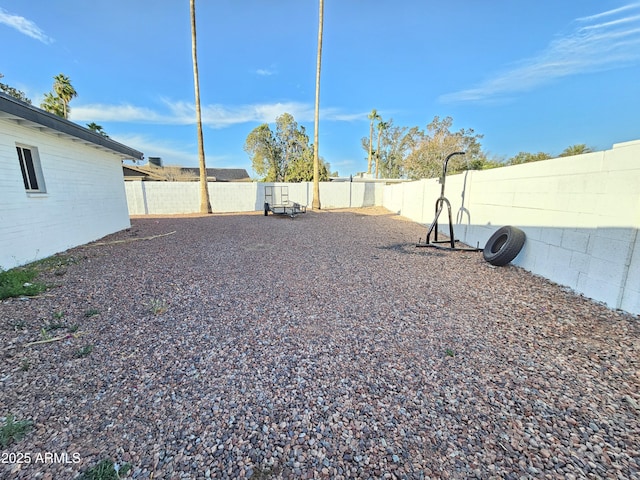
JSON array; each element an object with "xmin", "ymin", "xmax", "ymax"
[{"xmin": 1, "ymin": 207, "xmax": 639, "ymax": 480}]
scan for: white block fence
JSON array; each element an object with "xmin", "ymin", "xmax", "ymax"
[
  {"xmin": 383, "ymin": 140, "xmax": 640, "ymax": 315},
  {"xmin": 124, "ymin": 181, "xmax": 384, "ymax": 215}
]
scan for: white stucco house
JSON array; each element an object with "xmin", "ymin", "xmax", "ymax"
[{"xmin": 0, "ymin": 92, "xmax": 144, "ymax": 270}]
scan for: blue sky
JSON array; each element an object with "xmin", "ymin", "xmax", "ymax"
[{"xmin": 2, "ymin": 1, "xmax": 639, "ymax": 177}]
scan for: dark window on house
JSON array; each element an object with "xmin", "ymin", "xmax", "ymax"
[{"xmin": 16, "ymin": 145, "xmax": 45, "ymax": 192}]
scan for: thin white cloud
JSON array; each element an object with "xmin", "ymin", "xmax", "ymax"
[
  {"xmin": 71, "ymin": 104, "xmax": 170, "ymax": 123},
  {"xmin": 113, "ymin": 133, "xmax": 230, "ymax": 167},
  {"xmin": 439, "ymin": 3, "xmax": 640, "ymax": 103},
  {"xmin": 256, "ymin": 68, "xmax": 276, "ymax": 76},
  {"xmin": 71, "ymin": 99, "xmax": 361, "ymax": 128},
  {"xmin": 0, "ymin": 8, "xmax": 53, "ymax": 44},
  {"xmin": 576, "ymin": 2, "xmax": 640, "ymax": 22}
]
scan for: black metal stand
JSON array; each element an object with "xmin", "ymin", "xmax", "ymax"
[{"xmin": 416, "ymin": 152, "xmax": 482, "ymax": 252}]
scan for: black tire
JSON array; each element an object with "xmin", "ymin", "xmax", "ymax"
[
  {"xmin": 264, "ymin": 203, "xmax": 269, "ymax": 216},
  {"xmin": 483, "ymin": 226, "xmax": 526, "ymax": 266}
]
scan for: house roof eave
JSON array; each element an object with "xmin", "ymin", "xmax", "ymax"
[{"xmin": 0, "ymin": 92, "xmax": 144, "ymax": 161}]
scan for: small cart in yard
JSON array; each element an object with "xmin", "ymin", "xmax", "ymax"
[{"xmin": 264, "ymin": 185, "xmax": 307, "ymax": 218}]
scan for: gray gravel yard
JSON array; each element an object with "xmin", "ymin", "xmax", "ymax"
[{"xmin": 1, "ymin": 207, "xmax": 639, "ymax": 479}]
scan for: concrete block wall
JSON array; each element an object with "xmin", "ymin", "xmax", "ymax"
[
  {"xmin": 125, "ymin": 181, "xmax": 385, "ymax": 215},
  {"xmin": 382, "ymin": 140, "xmax": 640, "ymax": 315},
  {"xmin": 0, "ymin": 118, "xmax": 130, "ymax": 270}
]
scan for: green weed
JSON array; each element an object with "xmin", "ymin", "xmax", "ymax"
[
  {"xmin": 10, "ymin": 319, "xmax": 26, "ymax": 331},
  {"xmin": 85, "ymin": 309, "xmax": 100, "ymax": 318},
  {"xmin": 0, "ymin": 267, "xmax": 47, "ymax": 300},
  {"xmin": 148, "ymin": 298, "xmax": 168, "ymax": 315},
  {"xmin": 0, "ymin": 414, "xmax": 32, "ymax": 447},
  {"xmin": 75, "ymin": 344, "xmax": 94, "ymax": 358},
  {"xmin": 78, "ymin": 458, "xmax": 131, "ymax": 479}
]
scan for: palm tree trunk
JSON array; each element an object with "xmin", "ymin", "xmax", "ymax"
[
  {"xmin": 375, "ymin": 127, "xmax": 381, "ymax": 179},
  {"xmin": 368, "ymin": 119, "xmax": 373, "ymax": 174},
  {"xmin": 312, "ymin": 0, "xmax": 323, "ymax": 210},
  {"xmin": 190, "ymin": 0, "xmax": 212, "ymax": 214}
]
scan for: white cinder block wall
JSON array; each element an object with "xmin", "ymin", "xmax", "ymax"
[
  {"xmin": 125, "ymin": 181, "xmax": 384, "ymax": 215},
  {"xmin": 384, "ymin": 140, "xmax": 640, "ymax": 315},
  {"xmin": 0, "ymin": 119, "xmax": 130, "ymax": 270}
]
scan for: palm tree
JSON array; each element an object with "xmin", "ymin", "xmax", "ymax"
[
  {"xmin": 190, "ymin": 0, "xmax": 212, "ymax": 214},
  {"xmin": 86, "ymin": 122, "xmax": 109, "ymax": 137},
  {"xmin": 40, "ymin": 92, "xmax": 64, "ymax": 117},
  {"xmin": 375, "ymin": 120, "xmax": 388, "ymax": 179},
  {"xmin": 559, "ymin": 144, "xmax": 593, "ymax": 157},
  {"xmin": 53, "ymin": 74, "xmax": 77, "ymax": 119},
  {"xmin": 367, "ymin": 109, "xmax": 380, "ymax": 174},
  {"xmin": 312, "ymin": 0, "xmax": 324, "ymax": 210}
]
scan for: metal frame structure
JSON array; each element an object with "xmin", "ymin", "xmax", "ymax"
[
  {"xmin": 264, "ymin": 185, "xmax": 307, "ymax": 218},
  {"xmin": 416, "ymin": 151, "xmax": 482, "ymax": 252}
]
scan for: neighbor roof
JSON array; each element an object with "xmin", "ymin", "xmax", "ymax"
[
  {"xmin": 181, "ymin": 168, "xmax": 251, "ymax": 181},
  {"xmin": 0, "ymin": 92, "xmax": 143, "ymax": 161}
]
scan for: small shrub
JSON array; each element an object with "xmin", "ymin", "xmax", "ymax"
[
  {"xmin": 0, "ymin": 414, "xmax": 32, "ymax": 447},
  {"xmin": 78, "ymin": 459, "xmax": 131, "ymax": 480}
]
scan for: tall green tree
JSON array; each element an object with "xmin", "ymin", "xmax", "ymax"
[
  {"xmin": 190, "ymin": 0, "xmax": 212, "ymax": 213},
  {"xmin": 288, "ymin": 145, "xmax": 330, "ymax": 182},
  {"xmin": 367, "ymin": 109, "xmax": 381, "ymax": 174},
  {"xmin": 245, "ymin": 113, "xmax": 325, "ymax": 182},
  {"xmin": 0, "ymin": 74, "xmax": 31, "ymax": 104},
  {"xmin": 245, "ymin": 123, "xmax": 282, "ymax": 181},
  {"xmin": 403, "ymin": 116, "xmax": 486, "ymax": 180},
  {"xmin": 377, "ymin": 120, "xmax": 414, "ymax": 179},
  {"xmin": 312, "ymin": 0, "xmax": 324, "ymax": 209},
  {"xmin": 276, "ymin": 113, "xmax": 309, "ymax": 172},
  {"xmin": 52, "ymin": 74, "xmax": 77, "ymax": 119}
]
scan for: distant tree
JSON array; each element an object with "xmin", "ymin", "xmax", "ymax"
[
  {"xmin": 190, "ymin": 0, "xmax": 212, "ymax": 213},
  {"xmin": 276, "ymin": 113, "xmax": 309, "ymax": 173},
  {"xmin": 367, "ymin": 109, "xmax": 381, "ymax": 174},
  {"xmin": 52, "ymin": 74, "xmax": 77, "ymax": 119},
  {"xmin": 403, "ymin": 116, "xmax": 486, "ymax": 180},
  {"xmin": 245, "ymin": 123, "xmax": 282, "ymax": 181},
  {"xmin": 40, "ymin": 92, "xmax": 65, "ymax": 117},
  {"xmin": 559, "ymin": 144, "xmax": 593, "ymax": 157},
  {"xmin": 287, "ymin": 145, "xmax": 330, "ymax": 182},
  {"xmin": 507, "ymin": 151, "xmax": 552, "ymax": 165},
  {"xmin": 0, "ymin": 74, "xmax": 31, "ymax": 104},
  {"xmin": 86, "ymin": 122, "xmax": 109, "ymax": 137},
  {"xmin": 245, "ymin": 113, "xmax": 318, "ymax": 182},
  {"xmin": 377, "ymin": 121, "xmax": 409, "ymax": 179}
]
